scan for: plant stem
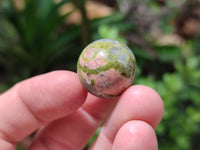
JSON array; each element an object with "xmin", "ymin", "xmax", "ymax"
[{"xmin": 72, "ymin": 0, "xmax": 91, "ymax": 47}]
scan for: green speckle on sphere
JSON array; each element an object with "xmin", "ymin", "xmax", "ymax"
[
  {"xmin": 86, "ymin": 41, "xmax": 115, "ymax": 51},
  {"xmin": 91, "ymin": 80, "xmax": 95, "ymax": 87},
  {"xmin": 77, "ymin": 39, "xmax": 137, "ymax": 99}
]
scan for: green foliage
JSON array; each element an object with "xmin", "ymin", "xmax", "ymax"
[
  {"xmin": 91, "ymin": 11, "xmax": 134, "ymax": 43},
  {"xmin": 0, "ymin": 0, "xmax": 200, "ymax": 150},
  {"xmin": 98, "ymin": 25, "xmax": 127, "ymax": 44},
  {"xmin": 135, "ymin": 41, "xmax": 200, "ymax": 150},
  {"xmin": 16, "ymin": 145, "xmax": 25, "ymax": 150},
  {"xmin": 0, "ymin": 0, "xmax": 81, "ymax": 83}
]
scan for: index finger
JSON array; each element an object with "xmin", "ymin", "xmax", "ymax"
[{"xmin": 0, "ymin": 71, "xmax": 87, "ymax": 149}]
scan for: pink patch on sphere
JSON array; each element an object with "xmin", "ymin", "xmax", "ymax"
[
  {"xmin": 81, "ymin": 69, "xmax": 133, "ymax": 97},
  {"xmin": 84, "ymin": 48, "xmax": 94, "ymax": 60},
  {"xmin": 80, "ymin": 48, "xmax": 106, "ymax": 69}
]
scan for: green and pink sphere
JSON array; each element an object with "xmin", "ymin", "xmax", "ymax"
[{"xmin": 77, "ymin": 39, "xmax": 137, "ymax": 99}]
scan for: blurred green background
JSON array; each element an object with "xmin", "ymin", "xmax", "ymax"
[{"xmin": 0, "ymin": 0, "xmax": 200, "ymax": 149}]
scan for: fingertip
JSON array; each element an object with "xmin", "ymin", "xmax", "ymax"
[
  {"xmin": 121, "ymin": 85, "xmax": 164, "ymax": 128},
  {"xmin": 131, "ymin": 85, "xmax": 164, "ymax": 113},
  {"xmin": 0, "ymin": 71, "xmax": 88, "ymax": 144},
  {"xmin": 0, "ymin": 138, "xmax": 16, "ymax": 150},
  {"xmin": 112, "ymin": 120, "xmax": 158, "ymax": 150},
  {"xmin": 89, "ymin": 85, "xmax": 163, "ymax": 150},
  {"xmin": 16, "ymin": 70, "xmax": 88, "ymax": 122}
]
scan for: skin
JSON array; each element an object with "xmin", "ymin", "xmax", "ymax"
[{"xmin": 0, "ymin": 71, "xmax": 164, "ymax": 150}]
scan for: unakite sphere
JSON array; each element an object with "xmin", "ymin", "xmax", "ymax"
[{"xmin": 77, "ymin": 39, "xmax": 137, "ymax": 99}]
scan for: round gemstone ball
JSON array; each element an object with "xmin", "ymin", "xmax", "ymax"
[{"xmin": 77, "ymin": 39, "xmax": 137, "ymax": 99}]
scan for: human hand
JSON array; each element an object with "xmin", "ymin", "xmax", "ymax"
[{"xmin": 0, "ymin": 71, "xmax": 164, "ymax": 150}]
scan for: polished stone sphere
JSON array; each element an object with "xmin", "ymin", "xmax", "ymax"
[{"xmin": 77, "ymin": 39, "xmax": 137, "ymax": 99}]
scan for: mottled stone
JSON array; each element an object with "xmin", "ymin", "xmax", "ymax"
[{"xmin": 77, "ymin": 39, "xmax": 137, "ymax": 99}]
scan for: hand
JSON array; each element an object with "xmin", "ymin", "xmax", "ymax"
[{"xmin": 0, "ymin": 71, "xmax": 164, "ymax": 150}]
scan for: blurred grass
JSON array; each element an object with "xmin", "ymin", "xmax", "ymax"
[{"xmin": 0, "ymin": 0, "xmax": 200, "ymax": 150}]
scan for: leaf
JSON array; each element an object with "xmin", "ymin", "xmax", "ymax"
[
  {"xmin": 154, "ymin": 45, "xmax": 181, "ymax": 62},
  {"xmin": 92, "ymin": 11, "xmax": 124, "ymax": 28},
  {"xmin": 163, "ymin": 73, "xmax": 184, "ymax": 92},
  {"xmin": 48, "ymin": 25, "xmax": 80, "ymax": 53}
]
